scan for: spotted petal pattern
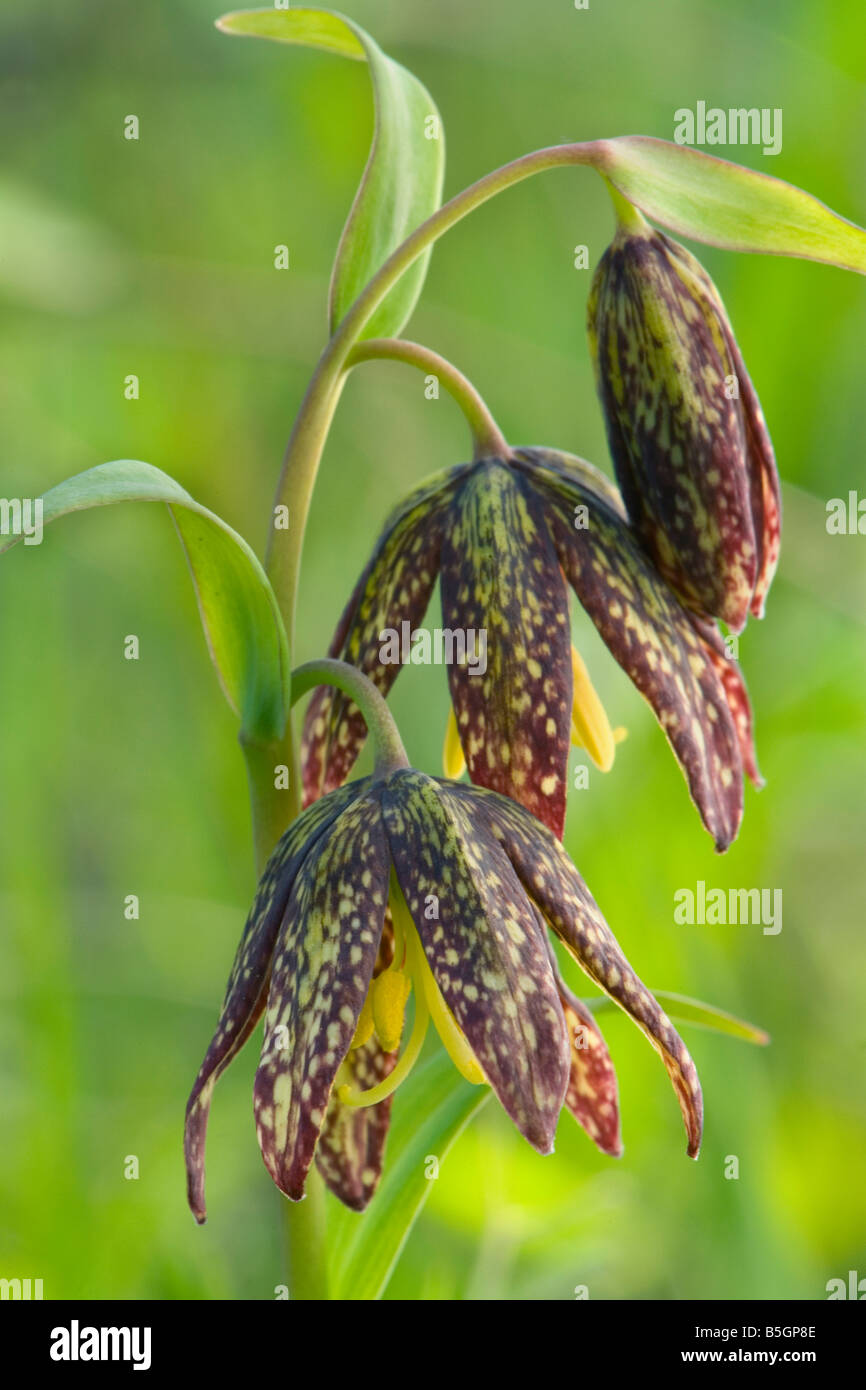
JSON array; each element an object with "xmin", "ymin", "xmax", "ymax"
[
  {"xmin": 184, "ymin": 780, "xmax": 365, "ymax": 1223},
  {"xmin": 315, "ymin": 1035, "xmax": 396, "ymax": 1210},
  {"xmin": 456, "ymin": 781, "xmax": 703, "ymax": 1157},
  {"xmin": 301, "ymin": 466, "xmax": 468, "ymax": 805},
  {"xmin": 686, "ymin": 246, "xmax": 781, "ymax": 622},
  {"xmin": 314, "ymin": 916, "xmax": 397, "ymax": 1209},
  {"xmin": 546, "ymin": 941, "xmax": 622, "ymax": 1157},
  {"xmin": 693, "ymin": 614, "xmax": 762, "ymax": 788},
  {"xmin": 382, "ymin": 768, "xmax": 570, "ymax": 1154},
  {"xmin": 254, "ymin": 789, "xmax": 390, "ymax": 1202},
  {"xmin": 517, "ymin": 448, "xmax": 747, "ymax": 851},
  {"xmin": 440, "ymin": 461, "xmax": 572, "ymax": 837},
  {"xmin": 588, "ymin": 228, "xmax": 774, "ymax": 631}
]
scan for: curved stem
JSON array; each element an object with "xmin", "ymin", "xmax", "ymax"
[
  {"xmin": 346, "ymin": 338, "xmax": 508, "ymax": 458},
  {"xmin": 292, "ymin": 658, "xmax": 409, "ymax": 777},
  {"xmin": 265, "ymin": 140, "xmax": 604, "ymax": 642},
  {"xmin": 603, "ymin": 177, "xmax": 651, "ymax": 235}
]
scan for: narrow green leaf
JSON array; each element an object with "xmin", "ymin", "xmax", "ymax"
[
  {"xmin": 0, "ymin": 460, "xmax": 290, "ymax": 743},
  {"xmin": 218, "ymin": 8, "xmax": 445, "ymax": 339},
  {"xmin": 595, "ymin": 136, "xmax": 866, "ymax": 273},
  {"xmin": 586, "ymin": 988, "xmax": 769, "ymax": 1045},
  {"xmin": 327, "ymin": 1048, "xmax": 489, "ymax": 1300}
]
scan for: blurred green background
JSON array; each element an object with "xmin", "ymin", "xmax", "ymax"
[{"xmin": 1, "ymin": 0, "xmax": 865, "ymax": 1301}]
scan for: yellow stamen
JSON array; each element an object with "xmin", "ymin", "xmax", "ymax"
[
  {"xmin": 371, "ymin": 969, "xmax": 412, "ymax": 1053},
  {"xmin": 391, "ymin": 885, "xmax": 486, "ymax": 1086},
  {"xmin": 338, "ymin": 986, "xmax": 430, "ymax": 1109},
  {"xmin": 413, "ymin": 943, "xmax": 486, "ymax": 1085},
  {"xmin": 570, "ymin": 645, "xmax": 620, "ymax": 773},
  {"xmin": 338, "ymin": 876, "xmax": 487, "ymax": 1108},
  {"xmin": 442, "ymin": 706, "xmax": 467, "ymax": 779}
]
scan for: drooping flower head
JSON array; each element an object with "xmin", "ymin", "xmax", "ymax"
[
  {"xmin": 185, "ymin": 762, "xmax": 702, "ymax": 1216},
  {"xmin": 301, "ymin": 448, "xmax": 760, "ymax": 851},
  {"xmin": 587, "ymin": 206, "xmax": 781, "ymax": 632}
]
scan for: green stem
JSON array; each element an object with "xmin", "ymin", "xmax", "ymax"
[
  {"xmin": 280, "ymin": 1170, "xmax": 329, "ymax": 1301},
  {"xmin": 603, "ymin": 177, "xmax": 651, "ymax": 235},
  {"xmin": 241, "ymin": 735, "xmax": 299, "ymax": 874},
  {"xmin": 265, "ymin": 140, "xmax": 604, "ymax": 645},
  {"xmin": 346, "ymin": 338, "xmax": 508, "ymax": 458},
  {"xmin": 292, "ymin": 658, "xmax": 409, "ymax": 777}
]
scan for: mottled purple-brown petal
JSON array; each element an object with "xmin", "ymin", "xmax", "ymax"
[
  {"xmin": 517, "ymin": 447, "xmax": 745, "ymax": 851},
  {"xmin": 382, "ymin": 768, "xmax": 570, "ymax": 1154},
  {"xmin": 301, "ymin": 466, "xmax": 468, "ymax": 805},
  {"xmin": 693, "ymin": 615, "xmax": 763, "ymax": 788},
  {"xmin": 546, "ymin": 942, "xmax": 622, "ymax": 1157},
  {"xmin": 184, "ymin": 779, "xmax": 365, "ymax": 1224},
  {"xmin": 314, "ymin": 918, "xmax": 397, "ymax": 1209},
  {"xmin": 456, "ymin": 782, "xmax": 703, "ymax": 1157},
  {"xmin": 587, "ymin": 227, "xmax": 759, "ymax": 631},
  {"xmin": 254, "ymin": 788, "xmax": 390, "ymax": 1202},
  {"xmin": 314, "ymin": 1036, "xmax": 396, "ymax": 1211},
  {"xmin": 677, "ymin": 244, "xmax": 781, "ymax": 622},
  {"xmin": 440, "ymin": 460, "xmax": 572, "ymax": 838},
  {"xmin": 722, "ymin": 324, "xmax": 781, "ymax": 620}
]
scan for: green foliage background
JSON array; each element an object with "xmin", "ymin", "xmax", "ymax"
[{"xmin": 1, "ymin": 0, "xmax": 865, "ymax": 1300}]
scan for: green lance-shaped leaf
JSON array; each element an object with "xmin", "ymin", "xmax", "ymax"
[
  {"xmin": 0, "ymin": 460, "xmax": 290, "ymax": 744},
  {"xmin": 217, "ymin": 8, "xmax": 445, "ymax": 339},
  {"xmin": 326, "ymin": 1048, "xmax": 489, "ymax": 1301},
  {"xmin": 586, "ymin": 988, "xmax": 769, "ymax": 1046},
  {"xmin": 594, "ymin": 136, "xmax": 866, "ymax": 274}
]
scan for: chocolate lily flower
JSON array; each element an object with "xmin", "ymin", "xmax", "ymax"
[
  {"xmin": 185, "ymin": 757, "xmax": 702, "ymax": 1216},
  {"xmin": 301, "ymin": 447, "xmax": 760, "ymax": 851},
  {"xmin": 587, "ymin": 208, "xmax": 781, "ymax": 633}
]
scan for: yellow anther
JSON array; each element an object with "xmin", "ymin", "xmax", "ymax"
[
  {"xmin": 395, "ymin": 899, "xmax": 485, "ymax": 1086},
  {"xmin": 371, "ymin": 969, "xmax": 411, "ymax": 1053},
  {"xmin": 350, "ymin": 992, "xmax": 375, "ymax": 1051},
  {"xmin": 391, "ymin": 880, "xmax": 485, "ymax": 1085},
  {"xmin": 338, "ymin": 878, "xmax": 487, "ymax": 1110},
  {"xmin": 443, "ymin": 706, "xmax": 467, "ymax": 779},
  {"xmin": 570, "ymin": 645, "xmax": 619, "ymax": 773}
]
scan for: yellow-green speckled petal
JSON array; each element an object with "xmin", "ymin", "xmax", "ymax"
[
  {"xmin": 545, "ymin": 939, "xmax": 622, "ymax": 1157},
  {"xmin": 314, "ymin": 1034, "xmax": 396, "ymax": 1211},
  {"xmin": 517, "ymin": 448, "xmax": 747, "ymax": 851},
  {"xmin": 381, "ymin": 768, "xmax": 570, "ymax": 1153},
  {"xmin": 184, "ymin": 778, "xmax": 367, "ymax": 1224},
  {"xmin": 253, "ymin": 787, "xmax": 391, "ymax": 1202},
  {"xmin": 440, "ymin": 460, "xmax": 572, "ymax": 838},
  {"xmin": 450, "ymin": 780, "xmax": 703, "ymax": 1158},
  {"xmin": 587, "ymin": 226, "xmax": 779, "ymax": 631}
]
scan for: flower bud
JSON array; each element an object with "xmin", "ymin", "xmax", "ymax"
[{"xmin": 587, "ymin": 215, "xmax": 780, "ymax": 632}]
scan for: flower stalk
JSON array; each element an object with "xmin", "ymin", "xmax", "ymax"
[
  {"xmin": 346, "ymin": 338, "xmax": 508, "ymax": 459},
  {"xmin": 265, "ymin": 142, "xmax": 603, "ymax": 647},
  {"xmin": 292, "ymin": 659, "xmax": 409, "ymax": 778}
]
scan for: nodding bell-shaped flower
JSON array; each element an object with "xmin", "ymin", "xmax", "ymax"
[
  {"xmin": 587, "ymin": 202, "xmax": 781, "ymax": 633},
  {"xmin": 302, "ymin": 448, "xmax": 760, "ymax": 852},
  {"xmin": 185, "ymin": 758, "xmax": 703, "ymax": 1216}
]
